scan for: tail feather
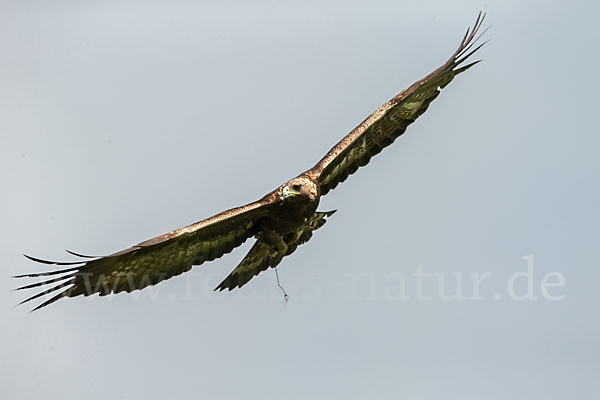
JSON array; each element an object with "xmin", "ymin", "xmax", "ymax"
[{"xmin": 215, "ymin": 210, "xmax": 337, "ymax": 292}]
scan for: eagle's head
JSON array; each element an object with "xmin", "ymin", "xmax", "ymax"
[{"xmin": 280, "ymin": 177, "xmax": 318, "ymax": 202}]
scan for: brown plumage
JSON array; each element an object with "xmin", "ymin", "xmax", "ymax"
[{"xmin": 14, "ymin": 13, "xmax": 487, "ymax": 311}]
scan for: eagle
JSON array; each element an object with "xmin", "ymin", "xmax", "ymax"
[{"xmin": 14, "ymin": 13, "xmax": 487, "ymax": 311}]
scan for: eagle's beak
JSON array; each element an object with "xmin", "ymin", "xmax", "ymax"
[{"xmin": 279, "ymin": 186, "xmax": 292, "ymax": 201}]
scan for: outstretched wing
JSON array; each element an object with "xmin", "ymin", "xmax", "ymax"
[
  {"xmin": 308, "ymin": 13, "xmax": 487, "ymax": 195},
  {"xmin": 215, "ymin": 210, "xmax": 336, "ymax": 291},
  {"xmin": 14, "ymin": 198, "xmax": 279, "ymax": 311}
]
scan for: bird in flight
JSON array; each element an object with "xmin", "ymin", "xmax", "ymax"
[{"xmin": 14, "ymin": 13, "xmax": 487, "ymax": 311}]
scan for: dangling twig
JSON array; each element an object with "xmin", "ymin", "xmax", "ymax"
[{"xmin": 275, "ymin": 267, "xmax": 289, "ymax": 303}]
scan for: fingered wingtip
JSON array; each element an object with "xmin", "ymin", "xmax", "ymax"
[
  {"xmin": 65, "ymin": 249, "xmax": 101, "ymax": 259},
  {"xmin": 29, "ymin": 304, "xmax": 45, "ymax": 313},
  {"xmin": 23, "ymin": 254, "xmax": 83, "ymax": 266}
]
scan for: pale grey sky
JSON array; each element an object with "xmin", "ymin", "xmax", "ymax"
[{"xmin": 2, "ymin": 1, "xmax": 599, "ymax": 399}]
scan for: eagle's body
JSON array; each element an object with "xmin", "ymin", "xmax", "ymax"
[
  {"xmin": 15, "ymin": 14, "xmax": 487, "ymax": 311},
  {"xmin": 262, "ymin": 176, "xmax": 320, "ymax": 237}
]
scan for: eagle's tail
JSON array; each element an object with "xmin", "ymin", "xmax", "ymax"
[{"xmin": 215, "ymin": 210, "xmax": 336, "ymax": 292}]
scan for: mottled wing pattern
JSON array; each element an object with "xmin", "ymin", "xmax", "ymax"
[
  {"xmin": 15, "ymin": 200, "xmax": 277, "ymax": 311},
  {"xmin": 214, "ymin": 236, "xmax": 275, "ymax": 292},
  {"xmin": 215, "ymin": 210, "xmax": 336, "ymax": 291},
  {"xmin": 310, "ymin": 13, "xmax": 487, "ymax": 195}
]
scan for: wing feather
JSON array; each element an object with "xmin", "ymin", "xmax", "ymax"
[
  {"xmin": 308, "ymin": 13, "xmax": 488, "ymax": 195},
  {"xmin": 15, "ymin": 198, "xmax": 278, "ymax": 310}
]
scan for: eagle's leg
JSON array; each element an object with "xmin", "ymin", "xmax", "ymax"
[{"xmin": 262, "ymin": 227, "xmax": 288, "ymax": 255}]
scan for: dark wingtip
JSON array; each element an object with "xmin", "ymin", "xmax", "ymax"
[
  {"xmin": 13, "ymin": 265, "xmax": 81, "ymax": 278},
  {"xmin": 451, "ymin": 13, "xmax": 490, "ymax": 74},
  {"xmin": 13, "ymin": 273, "xmax": 77, "ymax": 291},
  {"xmin": 29, "ymin": 293, "xmax": 64, "ymax": 313},
  {"xmin": 19, "ymin": 282, "xmax": 74, "ymax": 312},
  {"xmin": 23, "ymin": 254, "xmax": 84, "ymax": 266},
  {"xmin": 14, "ymin": 254, "xmax": 85, "ymax": 278},
  {"xmin": 17, "ymin": 280, "xmax": 74, "ymax": 307},
  {"xmin": 454, "ymin": 59, "xmax": 482, "ymax": 75},
  {"xmin": 65, "ymin": 249, "xmax": 101, "ymax": 259}
]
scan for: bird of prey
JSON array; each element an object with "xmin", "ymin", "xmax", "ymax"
[{"xmin": 14, "ymin": 13, "xmax": 487, "ymax": 311}]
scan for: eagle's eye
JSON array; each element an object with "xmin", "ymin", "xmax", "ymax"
[{"xmin": 292, "ymin": 184, "xmax": 302, "ymax": 192}]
